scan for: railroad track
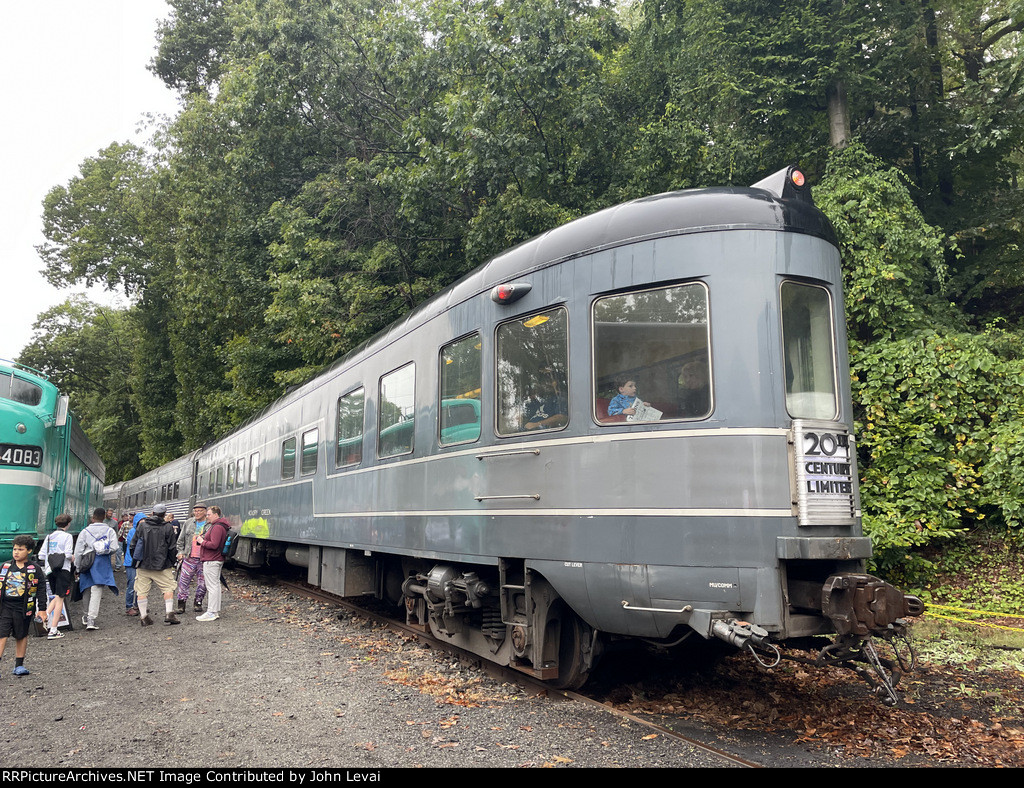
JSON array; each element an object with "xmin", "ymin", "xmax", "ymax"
[{"xmin": 261, "ymin": 570, "xmax": 762, "ymax": 768}]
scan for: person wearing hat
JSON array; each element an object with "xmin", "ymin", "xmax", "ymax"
[
  {"xmin": 129, "ymin": 504, "xmax": 180, "ymax": 626},
  {"xmin": 174, "ymin": 503, "xmax": 210, "ymax": 614}
]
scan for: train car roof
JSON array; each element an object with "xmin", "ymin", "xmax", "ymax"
[
  {"xmin": 122, "ymin": 448, "xmax": 200, "ymax": 489},
  {"xmin": 70, "ymin": 417, "xmax": 106, "ymax": 482},
  {"xmin": 224, "ymin": 169, "xmax": 836, "ymax": 437}
]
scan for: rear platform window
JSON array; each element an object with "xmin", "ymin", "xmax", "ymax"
[{"xmin": 781, "ymin": 282, "xmax": 838, "ymax": 420}]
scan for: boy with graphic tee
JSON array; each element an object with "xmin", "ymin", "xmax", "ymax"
[{"xmin": 0, "ymin": 535, "xmax": 47, "ymax": 676}]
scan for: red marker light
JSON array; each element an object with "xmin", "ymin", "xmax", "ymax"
[
  {"xmin": 490, "ymin": 282, "xmax": 532, "ymax": 305},
  {"xmin": 790, "ymin": 169, "xmax": 806, "ymax": 188}
]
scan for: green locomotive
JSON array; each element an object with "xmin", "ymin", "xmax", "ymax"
[{"xmin": 0, "ymin": 361, "xmax": 104, "ymax": 559}]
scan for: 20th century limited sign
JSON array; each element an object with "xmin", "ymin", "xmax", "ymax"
[{"xmin": 792, "ymin": 420, "xmax": 857, "ymax": 526}]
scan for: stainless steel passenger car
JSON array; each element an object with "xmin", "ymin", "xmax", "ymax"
[
  {"xmin": 125, "ymin": 167, "xmax": 922, "ymax": 698},
  {"xmin": 114, "ymin": 452, "xmax": 197, "ymax": 522}
]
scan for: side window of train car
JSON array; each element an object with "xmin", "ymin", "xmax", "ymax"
[
  {"xmin": 780, "ymin": 281, "xmax": 838, "ymax": 420},
  {"xmin": 282, "ymin": 437, "xmax": 297, "ymax": 480},
  {"xmin": 301, "ymin": 429, "xmax": 319, "ymax": 475},
  {"xmin": 593, "ymin": 283, "xmax": 712, "ymax": 424},
  {"xmin": 378, "ymin": 364, "xmax": 415, "ymax": 458},
  {"xmin": 439, "ymin": 334, "xmax": 482, "ymax": 446},
  {"xmin": 336, "ymin": 388, "xmax": 364, "ymax": 468},
  {"xmin": 226, "ymin": 461, "xmax": 235, "ymax": 491},
  {"xmin": 216, "ymin": 467, "xmax": 224, "ymax": 493},
  {"xmin": 174, "ymin": 481, "xmax": 180, "ymax": 498},
  {"xmin": 249, "ymin": 452, "xmax": 260, "ymax": 486},
  {"xmin": 236, "ymin": 457, "xmax": 245, "ymax": 488},
  {"xmin": 496, "ymin": 307, "xmax": 569, "ymax": 436}
]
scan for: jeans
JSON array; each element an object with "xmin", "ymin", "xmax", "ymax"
[{"xmin": 124, "ymin": 566, "xmax": 137, "ymax": 609}]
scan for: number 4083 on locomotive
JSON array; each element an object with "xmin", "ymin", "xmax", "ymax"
[{"xmin": 115, "ymin": 166, "xmax": 923, "ymax": 703}]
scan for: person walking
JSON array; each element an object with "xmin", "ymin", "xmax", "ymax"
[
  {"xmin": 130, "ymin": 505, "xmax": 180, "ymax": 626},
  {"xmin": 195, "ymin": 506, "xmax": 229, "ymax": 622},
  {"xmin": 174, "ymin": 503, "xmax": 209, "ymax": 613},
  {"xmin": 38, "ymin": 514, "xmax": 75, "ymax": 638},
  {"xmin": 123, "ymin": 512, "xmax": 145, "ymax": 616},
  {"xmin": 73, "ymin": 509, "xmax": 120, "ymax": 631}
]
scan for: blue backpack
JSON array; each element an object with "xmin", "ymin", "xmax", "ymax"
[{"xmin": 221, "ymin": 526, "xmax": 240, "ymax": 560}]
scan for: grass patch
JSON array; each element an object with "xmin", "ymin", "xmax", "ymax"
[
  {"xmin": 912, "ymin": 618, "xmax": 1024, "ymax": 672},
  {"xmin": 898, "ymin": 532, "xmax": 1024, "ymax": 672}
]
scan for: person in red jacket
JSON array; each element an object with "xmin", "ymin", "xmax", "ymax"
[{"xmin": 195, "ymin": 505, "xmax": 228, "ymax": 622}]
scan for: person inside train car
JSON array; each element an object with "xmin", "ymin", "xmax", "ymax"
[
  {"xmin": 194, "ymin": 506, "xmax": 228, "ymax": 622},
  {"xmin": 123, "ymin": 512, "xmax": 145, "ymax": 617},
  {"xmin": 0, "ymin": 535, "xmax": 47, "ymax": 676},
  {"xmin": 130, "ymin": 504, "xmax": 180, "ymax": 627},
  {"xmin": 74, "ymin": 509, "xmax": 121, "ymax": 631},
  {"xmin": 523, "ymin": 370, "xmax": 568, "ymax": 431},
  {"xmin": 39, "ymin": 514, "xmax": 75, "ymax": 639},
  {"xmin": 677, "ymin": 356, "xmax": 711, "ymax": 418},
  {"xmin": 606, "ymin": 378, "xmax": 660, "ymax": 421},
  {"xmin": 174, "ymin": 503, "xmax": 209, "ymax": 614}
]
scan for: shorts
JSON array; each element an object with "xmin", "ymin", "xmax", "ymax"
[
  {"xmin": 50, "ymin": 569, "xmax": 73, "ymax": 598},
  {"xmin": 134, "ymin": 568, "xmax": 176, "ymax": 597},
  {"xmin": 0, "ymin": 605, "xmax": 31, "ymax": 640}
]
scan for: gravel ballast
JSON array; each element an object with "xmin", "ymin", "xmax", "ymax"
[{"xmin": 0, "ymin": 568, "xmax": 735, "ymax": 769}]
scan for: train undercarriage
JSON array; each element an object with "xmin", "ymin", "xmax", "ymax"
[{"xmin": 235, "ymin": 537, "xmax": 924, "ymax": 702}]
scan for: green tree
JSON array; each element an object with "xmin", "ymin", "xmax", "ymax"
[
  {"xmin": 18, "ymin": 297, "xmax": 144, "ymax": 482},
  {"xmin": 38, "ymin": 143, "xmax": 163, "ymax": 296},
  {"xmin": 151, "ymin": 0, "xmax": 235, "ymax": 97},
  {"xmin": 819, "ymin": 145, "xmax": 1024, "ymax": 578}
]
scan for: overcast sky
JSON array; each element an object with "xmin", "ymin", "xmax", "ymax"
[{"xmin": 0, "ymin": 0, "xmax": 180, "ymax": 361}]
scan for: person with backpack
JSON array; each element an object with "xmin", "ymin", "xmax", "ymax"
[
  {"xmin": 129, "ymin": 504, "xmax": 180, "ymax": 627},
  {"xmin": 38, "ymin": 514, "xmax": 75, "ymax": 639},
  {"xmin": 0, "ymin": 534, "xmax": 47, "ymax": 676},
  {"xmin": 73, "ymin": 508, "xmax": 120, "ymax": 631},
  {"xmin": 195, "ymin": 505, "xmax": 229, "ymax": 622}
]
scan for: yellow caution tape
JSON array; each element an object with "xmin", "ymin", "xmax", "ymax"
[{"xmin": 922, "ymin": 604, "xmax": 1024, "ymax": 633}]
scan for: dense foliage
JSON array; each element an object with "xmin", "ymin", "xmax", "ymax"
[{"xmin": 22, "ymin": 0, "xmax": 1024, "ymax": 581}]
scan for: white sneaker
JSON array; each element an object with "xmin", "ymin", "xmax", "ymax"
[{"xmin": 196, "ymin": 612, "xmax": 219, "ymax": 621}]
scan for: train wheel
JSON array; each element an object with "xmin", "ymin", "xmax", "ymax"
[{"xmin": 549, "ymin": 605, "xmax": 592, "ymax": 690}]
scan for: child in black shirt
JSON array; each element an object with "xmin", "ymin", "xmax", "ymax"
[{"xmin": 0, "ymin": 535, "xmax": 48, "ymax": 676}]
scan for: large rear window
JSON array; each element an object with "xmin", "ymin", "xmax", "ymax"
[{"xmin": 781, "ymin": 281, "xmax": 838, "ymax": 420}]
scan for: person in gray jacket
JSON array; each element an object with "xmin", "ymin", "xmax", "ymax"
[{"xmin": 174, "ymin": 503, "xmax": 209, "ymax": 613}]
